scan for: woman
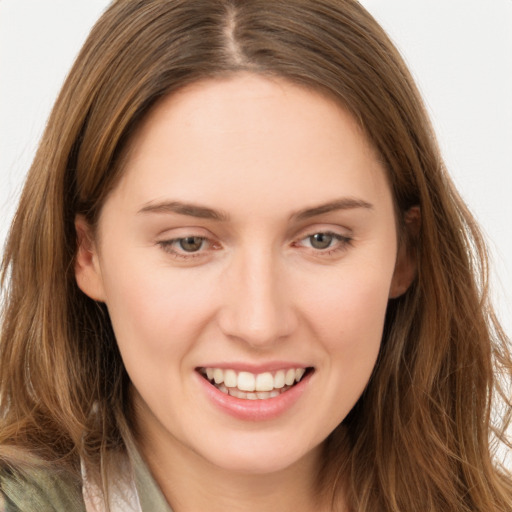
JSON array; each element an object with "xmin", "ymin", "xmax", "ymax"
[{"xmin": 1, "ymin": 1, "xmax": 510, "ymax": 511}]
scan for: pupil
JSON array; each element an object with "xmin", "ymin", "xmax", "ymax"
[
  {"xmin": 310, "ymin": 233, "xmax": 333, "ymax": 250},
  {"xmin": 179, "ymin": 237, "xmax": 203, "ymax": 252}
]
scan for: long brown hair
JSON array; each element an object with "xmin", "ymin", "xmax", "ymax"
[{"xmin": 1, "ymin": 1, "xmax": 510, "ymax": 510}]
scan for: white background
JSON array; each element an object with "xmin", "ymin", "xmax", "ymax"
[{"xmin": 0, "ymin": 0, "xmax": 511, "ymax": 340}]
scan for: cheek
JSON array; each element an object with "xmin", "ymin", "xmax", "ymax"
[
  {"xmin": 298, "ymin": 256, "xmax": 394, "ymax": 383},
  {"xmin": 303, "ymin": 263, "xmax": 392, "ymax": 339},
  {"xmin": 99, "ymin": 254, "xmax": 216, "ymax": 362}
]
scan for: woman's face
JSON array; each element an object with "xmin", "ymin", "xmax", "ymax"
[{"xmin": 76, "ymin": 73, "xmax": 412, "ymax": 475}]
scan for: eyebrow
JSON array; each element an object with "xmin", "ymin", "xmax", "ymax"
[
  {"xmin": 291, "ymin": 197, "xmax": 374, "ymax": 221},
  {"xmin": 137, "ymin": 197, "xmax": 373, "ymax": 222},
  {"xmin": 138, "ymin": 201, "xmax": 230, "ymax": 221}
]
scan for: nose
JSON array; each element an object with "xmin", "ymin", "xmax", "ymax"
[{"xmin": 217, "ymin": 248, "xmax": 297, "ymax": 349}]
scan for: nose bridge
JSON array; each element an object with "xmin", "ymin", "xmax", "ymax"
[{"xmin": 218, "ymin": 243, "xmax": 294, "ymax": 347}]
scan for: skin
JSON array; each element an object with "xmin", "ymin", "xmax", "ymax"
[{"xmin": 75, "ymin": 73, "xmax": 415, "ymax": 511}]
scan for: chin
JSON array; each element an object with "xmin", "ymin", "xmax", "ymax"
[{"xmin": 196, "ymin": 435, "xmax": 322, "ymax": 476}]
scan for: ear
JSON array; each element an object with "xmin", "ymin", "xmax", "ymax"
[
  {"xmin": 74, "ymin": 215, "xmax": 106, "ymax": 302},
  {"xmin": 389, "ymin": 206, "xmax": 420, "ymax": 299}
]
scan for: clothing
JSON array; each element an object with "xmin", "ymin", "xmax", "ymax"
[
  {"xmin": 0, "ymin": 439, "xmax": 172, "ymax": 512},
  {"xmin": 0, "ymin": 466, "xmax": 85, "ymax": 512}
]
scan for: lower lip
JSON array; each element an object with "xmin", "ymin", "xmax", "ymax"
[{"xmin": 196, "ymin": 371, "xmax": 313, "ymax": 421}]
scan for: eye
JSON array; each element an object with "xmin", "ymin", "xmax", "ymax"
[
  {"xmin": 157, "ymin": 235, "xmax": 216, "ymax": 259},
  {"xmin": 295, "ymin": 230, "xmax": 352, "ymax": 256},
  {"xmin": 308, "ymin": 233, "xmax": 336, "ymax": 250},
  {"xmin": 176, "ymin": 236, "xmax": 205, "ymax": 252}
]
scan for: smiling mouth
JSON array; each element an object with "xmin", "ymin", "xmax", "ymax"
[{"xmin": 198, "ymin": 367, "xmax": 314, "ymax": 400}]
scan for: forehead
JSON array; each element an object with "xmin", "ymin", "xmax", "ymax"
[{"xmin": 110, "ymin": 73, "xmax": 391, "ymax": 219}]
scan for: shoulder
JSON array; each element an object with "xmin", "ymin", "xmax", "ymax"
[{"xmin": 0, "ymin": 463, "xmax": 85, "ymax": 512}]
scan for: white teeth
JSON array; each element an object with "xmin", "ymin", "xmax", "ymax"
[
  {"xmin": 238, "ymin": 371, "xmax": 256, "ymax": 392},
  {"xmin": 224, "ymin": 369, "xmax": 237, "ymax": 388},
  {"xmin": 202, "ymin": 367, "xmax": 309, "ymax": 399},
  {"xmin": 274, "ymin": 370, "xmax": 285, "ymax": 389},
  {"xmin": 228, "ymin": 388, "xmax": 247, "ymax": 399},
  {"xmin": 227, "ymin": 386, "xmax": 292, "ymax": 400},
  {"xmin": 213, "ymin": 368, "xmax": 224, "ymax": 384},
  {"xmin": 285, "ymin": 368, "xmax": 296, "ymax": 386},
  {"xmin": 255, "ymin": 372, "xmax": 274, "ymax": 392},
  {"xmin": 295, "ymin": 368, "xmax": 306, "ymax": 382}
]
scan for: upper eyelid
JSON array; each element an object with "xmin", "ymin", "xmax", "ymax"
[
  {"xmin": 294, "ymin": 224, "xmax": 352, "ymax": 241},
  {"xmin": 154, "ymin": 225, "xmax": 212, "ymax": 238},
  {"xmin": 156, "ymin": 224, "xmax": 352, "ymax": 244},
  {"xmin": 157, "ymin": 227, "xmax": 350, "ymax": 242}
]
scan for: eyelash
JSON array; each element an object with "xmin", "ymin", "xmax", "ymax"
[{"xmin": 157, "ymin": 231, "xmax": 353, "ymax": 260}]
